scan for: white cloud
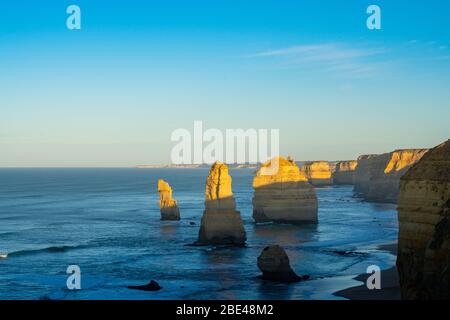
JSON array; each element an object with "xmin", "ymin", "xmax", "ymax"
[{"xmin": 248, "ymin": 43, "xmax": 386, "ymax": 78}]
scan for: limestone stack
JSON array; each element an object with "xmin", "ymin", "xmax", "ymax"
[
  {"xmin": 354, "ymin": 150, "xmax": 428, "ymax": 203},
  {"xmin": 396, "ymin": 140, "xmax": 450, "ymax": 299},
  {"xmin": 257, "ymin": 245, "xmax": 301, "ymax": 282},
  {"xmin": 197, "ymin": 161, "xmax": 246, "ymax": 246},
  {"xmin": 333, "ymin": 160, "xmax": 358, "ymax": 185},
  {"xmin": 300, "ymin": 161, "xmax": 333, "ymax": 186},
  {"xmin": 157, "ymin": 179, "xmax": 180, "ymax": 220},
  {"xmin": 252, "ymin": 156, "xmax": 318, "ymax": 223}
]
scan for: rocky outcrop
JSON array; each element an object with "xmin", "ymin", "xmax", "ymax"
[
  {"xmin": 197, "ymin": 161, "xmax": 246, "ymax": 246},
  {"xmin": 300, "ymin": 161, "xmax": 333, "ymax": 186},
  {"xmin": 252, "ymin": 156, "xmax": 318, "ymax": 223},
  {"xmin": 127, "ymin": 280, "xmax": 162, "ymax": 291},
  {"xmin": 396, "ymin": 140, "xmax": 450, "ymax": 300},
  {"xmin": 257, "ymin": 245, "xmax": 301, "ymax": 282},
  {"xmin": 333, "ymin": 160, "xmax": 358, "ymax": 185},
  {"xmin": 354, "ymin": 150, "xmax": 428, "ymax": 203},
  {"xmin": 157, "ymin": 179, "xmax": 180, "ymax": 220}
]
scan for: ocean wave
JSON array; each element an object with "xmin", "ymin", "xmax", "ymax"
[{"xmin": 7, "ymin": 245, "xmax": 86, "ymax": 257}]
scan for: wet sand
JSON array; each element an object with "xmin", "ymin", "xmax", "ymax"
[{"xmin": 333, "ymin": 242, "xmax": 401, "ymax": 300}]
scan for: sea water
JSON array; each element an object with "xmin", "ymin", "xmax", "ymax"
[{"xmin": 0, "ymin": 168, "xmax": 397, "ymax": 300}]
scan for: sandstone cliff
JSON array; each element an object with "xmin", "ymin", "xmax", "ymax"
[
  {"xmin": 353, "ymin": 154, "xmax": 381, "ymax": 195},
  {"xmin": 396, "ymin": 140, "xmax": 450, "ymax": 299},
  {"xmin": 333, "ymin": 160, "xmax": 358, "ymax": 185},
  {"xmin": 300, "ymin": 161, "xmax": 334, "ymax": 186},
  {"xmin": 252, "ymin": 156, "xmax": 318, "ymax": 223},
  {"xmin": 197, "ymin": 161, "xmax": 246, "ymax": 246},
  {"xmin": 353, "ymin": 150, "xmax": 428, "ymax": 203},
  {"xmin": 157, "ymin": 179, "xmax": 180, "ymax": 220}
]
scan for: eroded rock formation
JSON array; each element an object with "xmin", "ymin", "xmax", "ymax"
[
  {"xmin": 333, "ymin": 160, "xmax": 358, "ymax": 185},
  {"xmin": 300, "ymin": 161, "xmax": 334, "ymax": 186},
  {"xmin": 252, "ymin": 156, "xmax": 318, "ymax": 223},
  {"xmin": 397, "ymin": 140, "xmax": 450, "ymax": 300},
  {"xmin": 257, "ymin": 245, "xmax": 301, "ymax": 282},
  {"xmin": 197, "ymin": 161, "xmax": 246, "ymax": 246},
  {"xmin": 353, "ymin": 154, "xmax": 382, "ymax": 195},
  {"xmin": 353, "ymin": 150, "xmax": 428, "ymax": 203},
  {"xmin": 157, "ymin": 179, "xmax": 180, "ymax": 220}
]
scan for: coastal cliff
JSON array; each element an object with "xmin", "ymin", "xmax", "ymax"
[
  {"xmin": 157, "ymin": 179, "xmax": 180, "ymax": 220},
  {"xmin": 354, "ymin": 150, "xmax": 428, "ymax": 203},
  {"xmin": 197, "ymin": 161, "xmax": 246, "ymax": 245},
  {"xmin": 300, "ymin": 161, "xmax": 333, "ymax": 186},
  {"xmin": 252, "ymin": 156, "xmax": 318, "ymax": 223},
  {"xmin": 353, "ymin": 154, "xmax": 384, "ymax": 195},
  {"xmin": 396, "ymin": 140, "xmax": 450, "ymax": 299},
  {"xmin": 333, "ymin": 160, "xmax": 358, "ymax": 185}
]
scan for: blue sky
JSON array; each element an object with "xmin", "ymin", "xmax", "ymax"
[{"xmin": 1, "ymin": 0, "xmax": 449, "ymax": 166}]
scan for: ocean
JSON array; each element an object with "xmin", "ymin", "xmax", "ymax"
[{"xmin": 0, "ymin": 168, "xmax": 398, "ymax": 300}]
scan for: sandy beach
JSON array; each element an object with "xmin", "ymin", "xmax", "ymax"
[{"xmin": 334, "ymin": 243, "xmax": 401, "ymax": 300}]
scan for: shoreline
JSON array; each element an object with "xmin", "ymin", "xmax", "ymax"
[{"xmin": 333, "ymin": 242, "xmax": 401, "ymax": 300}]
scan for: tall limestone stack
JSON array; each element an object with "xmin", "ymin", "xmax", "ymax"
[
  {"xmin": 157, "ymin": 179, "xmax": 180, "ymax": 220},
  {"xmin": 396, "ymin": 140, "xmax": 450, "ymax": 299},
  {"xmin": 252, "ymin": 156, "xmax": 318, "ymax": 223},
  {"xmin": 354, "ymin": 150, "xmax": 428, "ymax": 203},
  {"xmin": 333, "ymin": 160, "xmax": 358, "ymax": 185},
  {"xmin": 300, "ymin": 161, "xmax": 333, "ymax": 186},
  {"xmin": 197, "ymin": 161, "xmax": 246, "ymax": 246}
]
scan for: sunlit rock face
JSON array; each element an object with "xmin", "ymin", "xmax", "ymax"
[
  {"xmin": 300, "ymin": 161, "xmax": 334, "ymax": 186},
  {"xmin": 197, "ymin": 161, "xmax": 246, "ymax": 246},
  {"xmin": 333, "ymin": 160, "xmax": 358, "ymax": 185},
  {"xmin": 257, "ymin": 245, "xmax": 300, "ymax": 282},
  {"xmin": 157, "ymin": 179, "xmax": 180, "ymax": 220},
  {"xmin": 252, "ymin": 156, "xmax": 318, "ymax": 224},
  {"xmin": 396, "ymin": 140, "xmax": 450, "ymax": 299},
  {"xmin": 354, "ymin": 150, "xmax": 428, "ymax": 203}
]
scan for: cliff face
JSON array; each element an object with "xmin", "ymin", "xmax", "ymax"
[
  {"xmin": 197, "ymin": 161, "xmax": 246, "ymax": 246},
  {"xmin": 300, "ymin": 161, "xmax": 333, "ymax": 186},
  {"xmin": 366, "ymin": 149, "xmax": 428, "ymax": 203},
  {"xmin": 157, "ymin": 179, "xmax": 180, "ymax": 220},
  {"xmin": 333, "ymin": 160, "xmax": 358, "ymax": 185},
  {"xmin": 396, "ymin": 140, "xmax": 450, "ymax": 299},
  {"xmin": 252, "ymin": 156, "xmax": 318, "ymax": 223},
  {"xmin": 353, "ymin": 150, "xmax": 428, "ymax": 203},
  {"xmin": 353, "ymin": 154, "xmax": 384, "ymax": 195}
]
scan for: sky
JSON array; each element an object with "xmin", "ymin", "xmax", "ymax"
[{"xmin": 1, "ymin": 0, "xmax": 449, "ymax": 167}]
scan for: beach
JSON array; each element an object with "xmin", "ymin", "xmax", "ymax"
[{"xmin": 334, "ymin": 243, "xmax": 400, "ymax": 300}]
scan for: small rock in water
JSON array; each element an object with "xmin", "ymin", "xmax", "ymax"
[
  {"xmin": 257, "ymin": 245, "xmax": 301, "ymax": 283},
  {"xmin": 127, "ymin": 280, "xmax": 162, "ymax": 291}
]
